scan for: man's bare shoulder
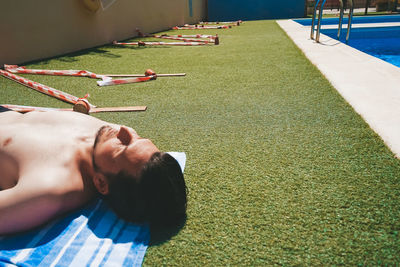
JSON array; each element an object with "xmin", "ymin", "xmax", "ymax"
[{"xmin": 0, "ymin": 169, "xmax": 91, "ymax": 235}]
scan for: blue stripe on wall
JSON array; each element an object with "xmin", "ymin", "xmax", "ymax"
[
  {"xmin": 208, "ymin": 0, "xmax": 306, "ymax": 21},
  {"xmin": 189, "ymin": 0, "xmax": 193, "ymax": 17}
]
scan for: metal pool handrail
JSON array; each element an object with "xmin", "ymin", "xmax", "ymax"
[
  {"xmin": 337, "ymin": 0, "xmax": 345, "ymax": 39},
  {"xmin": 311, "ymin": 0, "xmax": 353, "ymax": 43},
  {"xmin": 337, "ymin": 0, "xmax": 355, "ymax": 43},
  {"xmin": 310, "ymin": 0, "xmax": 321, "ymax": 40},
  {"xmin": 345, "ymin": 0, "xmax": 355, "ymax": 43},
  {"xmin": 316, "ymin": 0, "xmax": 327, "ymax": 42}
]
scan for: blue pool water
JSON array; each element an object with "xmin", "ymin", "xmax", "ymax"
[
  {"xmin": 294, "ymin": 14, "xmax": 400, "ymax": 26},
  {"xmin": 322, "ymin": 26, "xmax": 400, "ymax": 68},
  {"xmin": 293, "ymin": 16, "xmax": 400, "ymax": 68}
]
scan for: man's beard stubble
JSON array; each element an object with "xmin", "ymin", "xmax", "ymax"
[{"xmin": 92, "ymin": 125, "xmax": 118, "ymax": 173}]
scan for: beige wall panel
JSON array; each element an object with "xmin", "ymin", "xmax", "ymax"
[{"xmin": 0, "ymin": 0, "xmax": 206, "ymax": 66}]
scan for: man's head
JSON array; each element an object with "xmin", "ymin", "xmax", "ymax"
[{"xmin": 92, "ymin": 125, "xmax": 187, "ymax": 226}]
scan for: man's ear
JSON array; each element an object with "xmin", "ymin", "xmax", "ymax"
[
  {"xmin": 117, "ymin": 126, "xmax": 133, "ymax": 145},
  {"xmin": 93, "ymin": 173, "xmax": 109, "ymax": 195}
]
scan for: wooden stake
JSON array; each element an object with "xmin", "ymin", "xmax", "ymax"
[{"xmin": 89, "ymin": 106, "xmax": 147, "ymax": 113}]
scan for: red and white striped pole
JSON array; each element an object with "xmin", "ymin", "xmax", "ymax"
[
  {"xmin": 172, "ymin": 34, "xmax": 217, "ymax": 39},
  {"xmin": 135, "ymin": 29, "xmax": 217, "ymax": 43},
  {"xmin": 97, "ymin": 75, "xmax": 156, "ymax": 86},
  {"xmin": 101, "ymin": 68, "xmax": 185, "ymax": 78},
  {"xmin": 172, "ymin": 25, "xmax": 230, "ymax": 30},
  {"xmin": 0, "ymin": 104, "xmax": 61, "ymax": 113},
  {"xmin": 1, "ymin": 104, "xmax": 147, "ymax": 114},
  {"xmin": 4, "ymin": 65, "xmax": 108, "ymax": 80},
  {"xmin": 0, "ymin": 69, "xmax": 96, "ymax": 108},
  {"xmin": 113, "ymin": 41, "xmax": 208, "ymax": 46},
  {"xmin": 137, "ymin": 30, "xmax": 216, "ymax": 39},
  {"xmin": 152, "ymin": 35, "xmax": 218, "ymax": 44},
  {"xmin": 199, "ymin": 20, "xmax": 242, "ymax": 26}
]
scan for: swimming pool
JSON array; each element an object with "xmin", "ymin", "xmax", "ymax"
[
  {"xmin": 293, "ymin": 15, "xmax": 400, "ymax": 68},
  {"xmin": 294, "ymin": 14, "xmax": 400, "ymax": 26},
  {"xmin": 321, "ymin": 26, "xmax": 400, "ymax": 68}
]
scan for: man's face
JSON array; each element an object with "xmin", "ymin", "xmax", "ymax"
[{"xmin": 92, "ymin": 125, "xmax": 159, "ymax": 179}]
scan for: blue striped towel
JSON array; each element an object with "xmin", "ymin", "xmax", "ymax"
[
  {"xmin": 0, "ymin": 152, "xmax": 186, "ymax": 267},
  {"xmin": 0, "ymin": 200, "xmax": 149, "ymax": 267}
]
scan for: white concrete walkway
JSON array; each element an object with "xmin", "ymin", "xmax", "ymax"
[
  {"xmin": 323, "ymin": 7, "xmax": 377, "ymax": 15},
  {"xmin": 277, "ymin": 19, "xmax": 400, "ymax": 158},
  {"xmin": 320, "ymin": 22, "xmax": 400, "ymax": 29}
]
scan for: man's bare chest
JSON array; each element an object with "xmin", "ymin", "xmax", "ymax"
[
  {"xmin": 0, "ymin": 150, "xmax": 19, "ymax": 190},
  {"xmin": 0, "ymin": 124, "xmax": 92, "ymax": 188}
]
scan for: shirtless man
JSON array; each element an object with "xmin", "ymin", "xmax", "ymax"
[{"xmin": 0, "ymin": 108, "xmax": 187, "ymax": 235}]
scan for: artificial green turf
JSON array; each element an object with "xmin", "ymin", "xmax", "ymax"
[{"xmin": 1, "ymin": 20, "xmax": 400, "ymax": 265}]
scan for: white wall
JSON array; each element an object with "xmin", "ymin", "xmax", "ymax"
[{"xmin": 0, "ymin": 0, "xmax": 207, "ymax": 66}]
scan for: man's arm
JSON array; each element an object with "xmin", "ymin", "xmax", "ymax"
[{"xmin": 0, "ymin": 181, "xmax": 64, "ymax": 235}]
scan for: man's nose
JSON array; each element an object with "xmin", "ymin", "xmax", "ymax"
[{"xmin": 117, "ymin": 126, "xmax": 133, "ymax": 145}]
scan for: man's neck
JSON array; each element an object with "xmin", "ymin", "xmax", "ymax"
[{"xmin": 76, "ymin": 140, "xmax": 98, "ymax": 197}]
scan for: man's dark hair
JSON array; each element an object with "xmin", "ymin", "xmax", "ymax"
[{"xmin": 104, "ymin": 152, "xmax": 187, "ymax": 227}]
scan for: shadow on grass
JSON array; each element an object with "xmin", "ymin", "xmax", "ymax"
[
  {"xmin": 110, "ymin": 44, "xmax": 171, "ymax": 50},
  {"xmin": 149, "ymin": 215, "xmax": 187, "ymax": 246},
  {"xmin": 110, "ymin": 36, "xmax": 175, "ymax": 50},
  {"xmin": 20, "ymin": 38, "xmax": 172, "ymax": 66},
  {"xmin": 24, "ymin": 47, "xmax": 122, "ymax": 66},
  {"xmin": 62, "ymin": 48, "xmax": 121, "ymax": 61},
  {"xmin": 55, "ymin": 47, "xmax": 121, "ymax": 63}
]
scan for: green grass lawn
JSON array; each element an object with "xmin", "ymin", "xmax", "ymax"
[{"xmin": 1, "ymin": 20, "xmax": 400, "ymax": 265}]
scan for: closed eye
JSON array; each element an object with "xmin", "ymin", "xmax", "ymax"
[{"xmin": 113, "ymin": 142, "xmax": 127, "ymax": 158}]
